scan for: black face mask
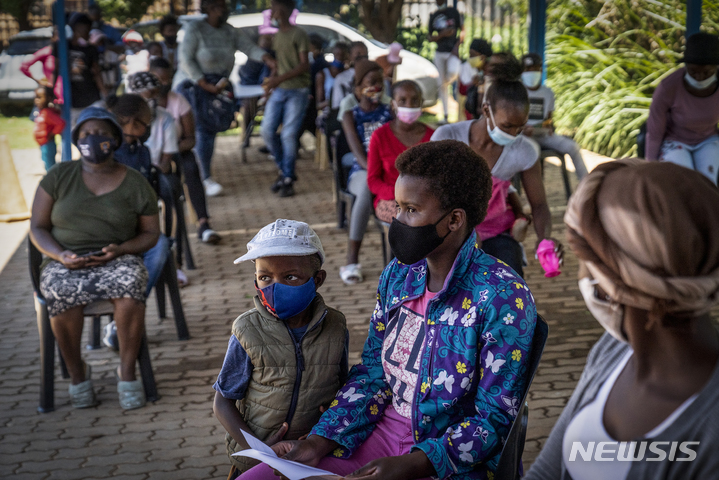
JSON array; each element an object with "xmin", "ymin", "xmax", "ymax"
[
  {"xmin": 78, "ymin": 134, "xmax": 115, "ymax": 164},
  {"xmin": 164, "ymin": 35, "xmax": 177, "ymax": 45},
  {"xmin": 159, "ymin": 84, "xmax": 172, "ymax": 96},
  {"xmin": 388, "ymin": 212, "xmax": 452, "ymax": 265}
]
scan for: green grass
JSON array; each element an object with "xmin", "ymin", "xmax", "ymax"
[{"xmin": 0, "ymin": 114, "xmax": 38, "ymax": 150}]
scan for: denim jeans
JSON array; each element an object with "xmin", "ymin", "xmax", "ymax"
[
  {"xmin": 142, "ymin": 234, "xmax": 170, "ymax": 297},
  {"xmin": 260, "ymin": 87, "xmax": 309, "ymax": 179},
  {"xmin": 661, "ymin": 135, "xmax": 719, "ymax": 185},
  {"xmin": 482, "ymin": 233, "xmax": 524, "ymax": 277},
  {"xmin": 195, "ymin": 125, "xmax": 216, "ymax": 180},
  {"xmin": 40, "ymin": 140, "xmax": 57, "ymax": 171}
]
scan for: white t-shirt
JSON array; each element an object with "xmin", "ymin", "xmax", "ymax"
[
  {"xmin": 164, "ymin": 92, "xmax": 192, "ymax": 137},
  {"xmin": 145, "ymin": 106, "xmax": 179, "ymax": 165},
  {"xmin": 331, "ymin": 68, "xmax": 355, "ymax": 110},
  {"xmin": 526, "ymin": 85, "xmax": 555, "ymax": 126},
  {"xmin": 459, "ymin": 60, "xmax": 479, "ymax": 86},
  {"xmin": 430, "ymin": 120, "xmax": 539, "ymax": 181},
  {"xmin": 562, "ymin": 351, "xmax": 697, "ymax": 480}
]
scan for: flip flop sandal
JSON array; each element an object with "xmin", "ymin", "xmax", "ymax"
[{"xmin": 339, "ymin": 263, "xmax": 363, "ymax": 285}]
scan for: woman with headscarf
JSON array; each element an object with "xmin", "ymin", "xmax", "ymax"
[
  {"xmin": 646, "ymin": 33, "xmax": 719, "ymax": 185},
  {"xmin": 525, "ymin": 160, "xmax": 719, "ymax": 480}
]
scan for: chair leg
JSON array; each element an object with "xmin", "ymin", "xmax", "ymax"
[
  {"xmin": 163, "ymin": 254, "xmax": 190, "ymax": 341},
  {"xmin": 59, "ymin": 353, "xmax": 70, "ymax": 379},
  {"xmin": 87, "ymin": 315, "xmax": 102, "ymax": 350},
  {"xmin": 155, "ymin": 275, "xmax": 167, "ymax": 319},
  {"xmin": 337, "ymin": 200, "xmax": 346, "ymax": 230},
  {"xmin": 560, "ymin": 156, "xmax": 572, "ymax": 200},
  {"xmin": 181, "ymin": 206, "xmax": 196, "ymax": 271},
  {"xmin": 137, "ymin": 334, "xmax": 159, "ymax": 402},
  {"xmin": 36, "ymin": 296, "xmax": 55, "ymax": 413}
]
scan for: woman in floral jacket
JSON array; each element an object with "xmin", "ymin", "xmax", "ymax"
[{"xmin": 238, "ymin": 140, "xmax": 538, "ymax": 480}]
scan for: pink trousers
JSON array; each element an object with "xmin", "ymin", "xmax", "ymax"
[{"xmin": 237, "ymin": 406, "xmax": 432, "ymax": 479}]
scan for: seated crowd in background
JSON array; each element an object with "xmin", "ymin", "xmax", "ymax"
[{"xmin": 25, "ymin": 3, "xmax": 719, "ymax": 478}]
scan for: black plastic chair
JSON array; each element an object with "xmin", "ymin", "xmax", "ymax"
[
  {"xmin": 636, "ymin": 122, "xmax": 647, "ymax": 159},
  {"xmin": 494, "ymin": 314, "xmax": 549, "ymax": 479},
  {"xmin": 28, "ymin": 238, "xmax": 160, "ymax": 413},
  {"xmin": 373, "ymin": 215, "xmax": 394, "ymax": 267},
  {"xmin": 540, "ymin": 149, "xmax": 572, "ymax": 201},
  {"xmin": 329, "ymin": 131, "xmax": 356, "ymax": 230}
]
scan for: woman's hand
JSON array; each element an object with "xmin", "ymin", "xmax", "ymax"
[
  {"xmin": 345, "ymin": 451, "xmax": 435, "ymax": 480},
  {"xmin": 86, "ymin": 244, "xmax": 124, "ymax": 266},
  {"xmin": 272, "ymin": 435, "xmax": 338, "ymax": 467},
  {"xmin": 197, "ymin": 78, "xmax": 220, "ymax": 95},
  {"xmin": 537, "ymin": 237, "xmax": 565, "ymax": 266},
  {"xmin": 58, "ymin": 250, "xmax": 88, "ymax": 270},
  {"xmin": 265, "ymin": 422, "xmax": 289, "ymax": 447}
]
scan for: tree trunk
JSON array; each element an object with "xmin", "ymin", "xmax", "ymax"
[{"xmin": 360, "ymin": 0, "xmax": 405, "ymax": 44}]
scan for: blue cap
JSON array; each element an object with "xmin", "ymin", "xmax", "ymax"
[{"xmin": 71, "ymin": 107, "xmax": 123, "ymax": 149}]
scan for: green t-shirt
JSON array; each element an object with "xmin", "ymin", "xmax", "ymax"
[
  {"xmin": 272, "ymin": 26, "xmax": 310, "ymax": 90},
  {"xmin": 39, "ymin": 160, "xmax": 159, "ymax": 255}
]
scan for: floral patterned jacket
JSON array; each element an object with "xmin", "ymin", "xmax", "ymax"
[{"xmin": 310, "ymin": 232, "xmax": 537, "ymax": 479}]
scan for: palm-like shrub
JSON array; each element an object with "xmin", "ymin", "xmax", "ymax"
[{"xmin": 546, "ymin": 0, "xmax": 717, "ymax": 157}]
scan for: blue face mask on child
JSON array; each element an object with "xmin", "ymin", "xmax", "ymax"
[{"xmin": 255, "ymin": 278, "xmax": 317, "ymax": 320}]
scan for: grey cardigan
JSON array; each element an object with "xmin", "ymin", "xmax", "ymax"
[{"xmin": 525, "ymin": 332, "xmax": 719, "ymax": 480}]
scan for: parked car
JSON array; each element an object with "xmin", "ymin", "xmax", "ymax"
[
  {"xmin": 132, "ymin": 13, "xmax": 439, "ymax": 107},
  {"xmin": 0, "ymin": 27, "xmax": 52, "ymax": 116}
]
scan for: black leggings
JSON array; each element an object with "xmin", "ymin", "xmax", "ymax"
[
  {"xmin": 177, "ymin": 150, "xmax": 208, "ymax": 221},
  {"xmin": 482, "ymin": 233, "xmax": 524, "ymax": 277}
]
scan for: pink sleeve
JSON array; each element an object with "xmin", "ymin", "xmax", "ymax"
[
  {"xmin": 20, "ymin": 47, "xmax": 50, "ymax": 79},
  {"xmin": 646, "ymin": 77, "xmax": 672, "ymax": 161}
]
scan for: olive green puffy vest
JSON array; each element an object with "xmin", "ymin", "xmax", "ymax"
[{"xmin": 225, "ymin": 294, "xmax": 347, "ymax": 472}]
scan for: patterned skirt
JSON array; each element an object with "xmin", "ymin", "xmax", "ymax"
[{"xmin": 40, "ymin": 254, "xmax": 148, "ymax": 317}]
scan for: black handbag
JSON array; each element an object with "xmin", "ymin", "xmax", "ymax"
[{"xmin": 178, "ymin": 74, "xmax": 236, "ymax": 134}]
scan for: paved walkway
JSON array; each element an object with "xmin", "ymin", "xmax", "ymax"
[{"xmin": 1, "ymin": 134, "xmax": 607, "ymax": 479}]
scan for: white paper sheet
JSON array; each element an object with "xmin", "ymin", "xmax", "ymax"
[{"xmin": 232, "ymin": 430, "xmax": 338, "ymax": 480}]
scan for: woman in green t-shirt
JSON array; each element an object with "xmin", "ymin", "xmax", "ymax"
[{"xmin": 29, "ymin": 107, "xmax": 160, "ymax": 411}]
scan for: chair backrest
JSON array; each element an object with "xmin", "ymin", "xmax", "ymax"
[
  {"xmin": 494, "ymin": 313, "xmax": 549, "ymax": 479},
  {"xmin": 330, "ymin": 130, "xmax": 352, "ymax": 192},
  {"xmin": 28, "ymin": 236, "xmax": 43, "ymax": 295},
  {"xmin": 636, "ymin": 121, "xmax": 647, "ymax": 159}
]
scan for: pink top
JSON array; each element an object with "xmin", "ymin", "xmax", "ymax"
[
  {"xmin": 164, "ymin": 92, "xmax": 192, "ymax": 136},
  {"xmin": 475, "ymin": 177, "xmax": 515, "ymax": 241},
  {"xmin": 20, "ymin": 45, "xmax": 63, "ymax": 103},
  {"xmin": 381, "ymin": 287, "xmax": 437, "ymax": 418},
  {"xmin": 646, "ymin": 68, "xmax": 719, "ymax": 160}
]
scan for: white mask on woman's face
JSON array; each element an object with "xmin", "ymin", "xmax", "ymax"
[
  {"xmin": 685, "ymin": 72, "xmax": 718, "ymax": 90},
  {"xmin": 486, "ymin": 104, "xmax": 517, "ymax": 146},
  {"xmin": 578, "ymin": 278, "xmax": 628, "ymax": 343}
]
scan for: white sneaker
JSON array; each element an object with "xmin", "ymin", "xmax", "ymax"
[{"xmin": 203, "ymin": 178, "xmax": 223, "ymax": 197}]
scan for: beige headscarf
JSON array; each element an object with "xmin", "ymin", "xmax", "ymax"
[{"xmin": 565, "ymin": 158, "xmax": 719, "ymax": 319}]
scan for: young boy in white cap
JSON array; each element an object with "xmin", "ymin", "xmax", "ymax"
[{"xmin": 213, "ymin": 219, "xmax": 349, "ymax": 479}]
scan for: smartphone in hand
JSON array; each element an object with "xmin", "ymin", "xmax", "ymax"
[{"xmin": 78, "ymin": 250, "xmax": 105, "ymax": 258}]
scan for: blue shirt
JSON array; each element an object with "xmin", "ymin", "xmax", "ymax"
[
  {"xmin": 213, "ymin": 323, "xmax": 350, "ymax": 401},
  {"xmin": 348, "ymin": 103, "xmax": 392, "ymax": 180}
]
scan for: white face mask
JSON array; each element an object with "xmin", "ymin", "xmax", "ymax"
[
  {"xmin": 394, "ymin": 103, "xmax": 422, "ymax": 124},
  {"xmin": 578, "ymin": 278, "xmax": 628, "ymax": 343},
  {"xmin": 486, "ymin": 104, "xmax": 517, "ymax": 146},
  {"xmin": 521, "ymin": 71, "xmax": 542, "ymax": 89},
  {"xmin": 685, "ymin": 72, "xmax": 717, "ymax": 90}
]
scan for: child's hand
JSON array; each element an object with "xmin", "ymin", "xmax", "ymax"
[{"xmin": 266, "ymin": 422, "xmax": 289, "ymax": 446}]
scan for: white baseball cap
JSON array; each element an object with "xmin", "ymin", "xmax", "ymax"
[{"xmin": 234, "ymin": 219, "xmax": 325, "ymax": 265}]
